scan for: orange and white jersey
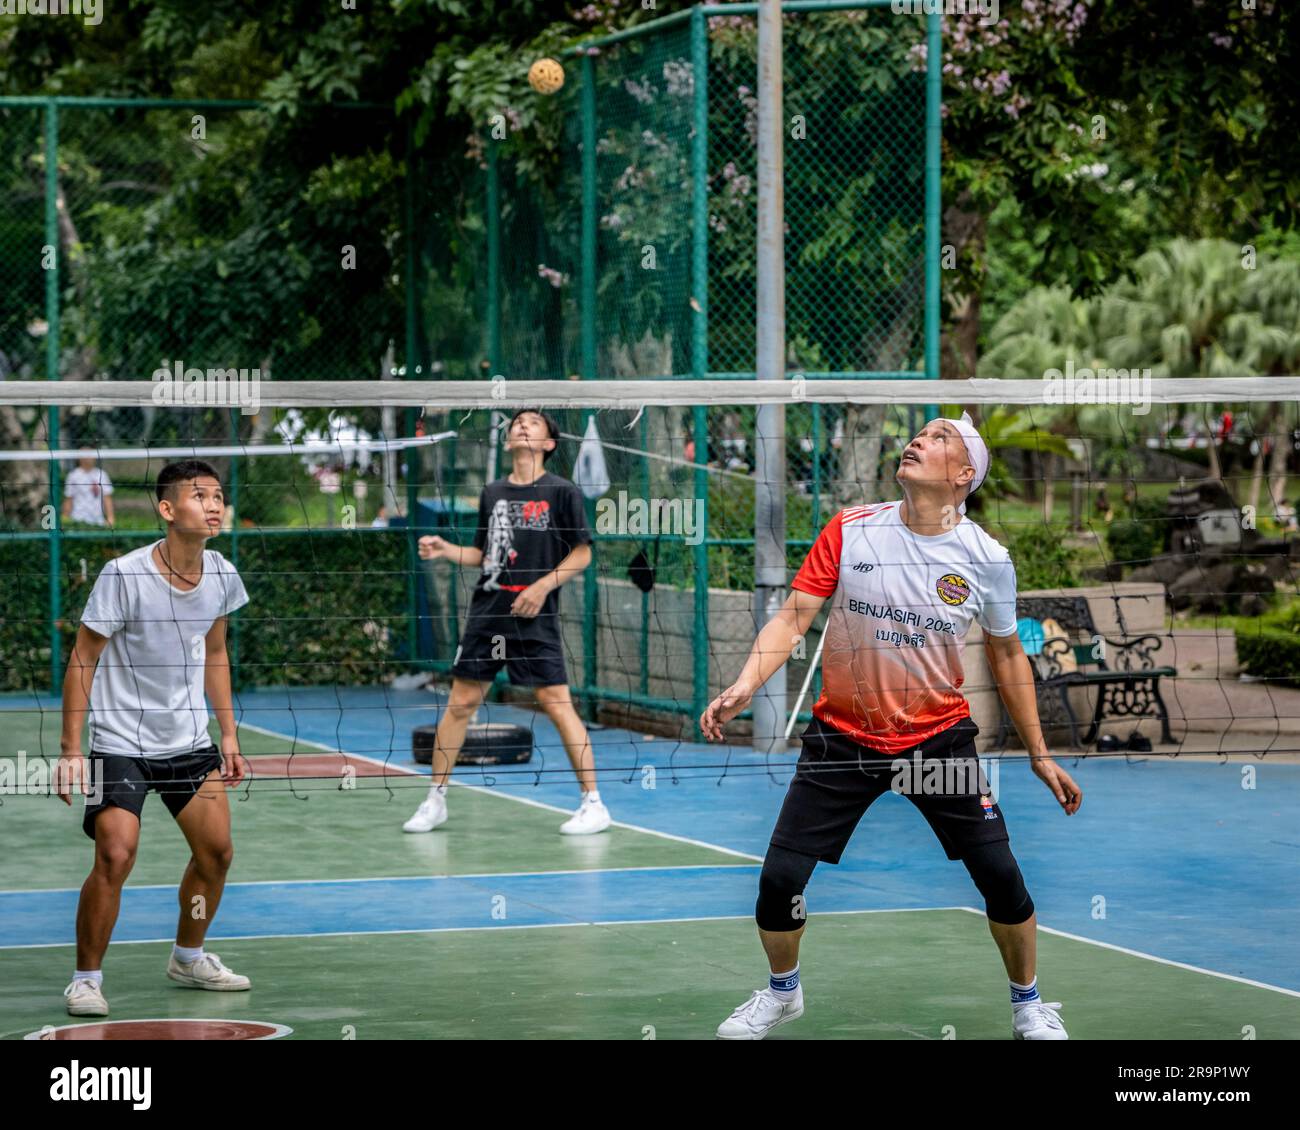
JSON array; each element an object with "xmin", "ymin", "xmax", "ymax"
[{"xmin": 791, "ymin": 501, "xmax": 1018, "ymax": 754}]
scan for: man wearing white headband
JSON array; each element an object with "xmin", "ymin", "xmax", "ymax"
[
  {"xmin": 946, "ymin": 410, "xmax": 991, "ymax": 514},
  {"xmin": 703, "ymin": 410, "xmax": 1083, "ymax": 1043}
]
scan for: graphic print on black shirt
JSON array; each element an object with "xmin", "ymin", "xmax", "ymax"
[{"xmin": 469, "ymin": 472, "xmax": 592, "ymax": 639}]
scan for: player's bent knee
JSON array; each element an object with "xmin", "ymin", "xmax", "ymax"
[
  {"xmin": 448, "ymin": 680, "xmax": 488, "ymax": 711},
  {"xmin": 199, "ymin": 842, "xmax": 234, "ymax": 875},
  {"xmin": 961, "ymin": 840, "xmax": 1034, "ymax": 925},
  {"xmin": 95, "ymin": 842, "xmax": 137, "ymax": 881},
  {"xmin": 755, "ymin": 844, "xmax": 818, "ymax": 932}
]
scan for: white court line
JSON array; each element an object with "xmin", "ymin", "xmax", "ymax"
[
  {"xmin": 0, "ymin": 906, "xmax": 973, "ymax": 950},
  {"xmin": 954, "ymin": 906, "xmax": 1300, "ymax": 1000},
  {"xmin": 7, "ymin": 907, "xmax": 1300, "ymax": 1002},
  {"xmin": 234, "ymin": 717, "xmax": 763, "ymax": 862},
  {"xmin": 4, "ymin": 862, "xmax": 758, "ymax": 897},
  {"xmin": 449, "ymin": 783, "xmax": 763, "ymax": 861}
]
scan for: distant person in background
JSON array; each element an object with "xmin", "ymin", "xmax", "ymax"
[
  {"xmin": 792, "ymin": 435, "xmax": 816, "ymax": 495},
  {"xmin": 825, "ymin": 416, "xmax": 844, "ymax": 490},
  {"xmin": 63, "ymin": 451, "xmax": 115, "ymax": 527},
  {"xmin": 371, "ymin": 505, "xmax": 390, "ymax": 528},
  {"xmin": 718, "ymin": 412, "xmax": 750, "ymax": 472},
  {"xmin": 1095, "ymin": 485, "xmax": 1114, "ymax": 523}
]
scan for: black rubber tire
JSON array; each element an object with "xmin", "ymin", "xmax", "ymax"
[{"xmin": 412, "ymin": 722, "xmax": 534, "ymax": 766}]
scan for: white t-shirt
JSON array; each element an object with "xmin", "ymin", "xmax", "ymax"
[
  {"xmin": 792, "ymin": 501, "xmax": 1018, "ymax": 754},
  {"xmin": 79, "ymin": 541, "xmax": 250, "ymax": 758},
  {"xmin": 64, "ymin": 466, "xmax": 114, "ymax": 525}
]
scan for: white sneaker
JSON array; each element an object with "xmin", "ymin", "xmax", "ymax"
[
  {"xmin": 1012, "ymin": 1000, "xmax": 1068, "ymax": 1040},
  {"xmin": 64, "ymin": 978, "xmax": 108, "ymax": 1017},
  {"xmin": 559, "ymin": 795, "xmax": 611, "ymax": 835},
  {"xmin": 403, "ymin": 788, "xmax": 448, "ymax": 833},
  {"xmin": 166, "ymin": 952, "xmax": 251, "ymax": 991},
  {"xmin": 716, "ymin": 987, "xmax": 804, "ymax": 1040}
]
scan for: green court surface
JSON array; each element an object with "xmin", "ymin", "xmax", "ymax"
[
  {"xmin": 2, "ymin": 911, "xmax": 1296, "ymax": 1041},
  {"xmin": 1, "ymin": 717, "xmax": 742, "ymax": 885},
  {"xmin": 0, "ymin": 779, "xmax": 740, "ymax": 888},
  {"xmin": 3, "ymin": 706, "xmax": 1298, "ymax": 1041}
]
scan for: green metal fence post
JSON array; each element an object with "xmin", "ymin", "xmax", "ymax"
[
  {"xmin": 639, "ymin": 410, "xmax": 649, "ymax": 697},
  {"xmin": 484, "ymin": 133, "xmax": 503, "ymax": 629},
  {"xmin": 811, "ymin": 403, "xmax": 822, "ymax": 530},
  {"xmin": 690, "ymin": 5, "xmax": 710, "ymax": 741},
  {"xmin": 487, "ymin": 139, "xmax": 502, "ymax": 377},
  {"xmin": 228, "ymin": 408, "xmax": 241, "ymax": 691},
  {"xmin": 45, "ymin": 97, "xmax": 62, "ymax": 695},
  {"xmin": 580, "ymin": 50, "xmax": 599, "ymax": 721},
  {"xmin": 404, "ymin": 121, "xmax": 421, "ymax": 671},
  {"xmin": 924, "ymin": 6, "xmax": 942, "ymax": 418}
]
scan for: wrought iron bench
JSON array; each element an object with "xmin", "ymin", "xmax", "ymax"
[{"xmin": 993, "ymin": 594, "xmax": 1177, "ymax": 750}]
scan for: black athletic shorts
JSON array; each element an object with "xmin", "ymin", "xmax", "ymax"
[
  {"xmin": 82, "ymin": 745, "xmax": 224, "ymax": 840},
  {"xmin": 769, "ymin": 714, "xmax": 1009, "ymax": 864},
  {"xmin": 450, "ymin": 615, "xmax": 569, "ymax": 687}
]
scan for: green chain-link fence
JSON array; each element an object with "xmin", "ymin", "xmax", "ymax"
[
  {"xmin": 2, "ymin": 1, "xmax": 939, "ymax": 740},
  {"xmin": 455, "ymin": 2, "xmax": 934, "ymax": 386},
  {"xmin": 407, "ymin": 1, "xmax": 940, "ymax": 734},
  {"xmin": 0, "ymin": 96, "xmax": 413, "ymax": 691}
]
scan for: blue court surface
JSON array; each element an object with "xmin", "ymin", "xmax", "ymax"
[{"xmin": 2, "ymin": 685, "xmax": 1297, "ymax": 1040}]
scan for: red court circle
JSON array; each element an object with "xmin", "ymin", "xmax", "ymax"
[{"xmin": 25, "ymin": 1019, "xmax": 292, "ymax": 1040}]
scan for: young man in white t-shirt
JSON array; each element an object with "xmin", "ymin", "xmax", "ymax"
[
  {"xmin": 702, "ymin": 414, "xmax": 1084, "ymax": 1041},
  {"xmin": 61, "ymin": 452, "xmax": 115, "ymax": 527},
  {"xmin": 55, "ymin": 460, "xmax": 251, "ymax": 1017}
]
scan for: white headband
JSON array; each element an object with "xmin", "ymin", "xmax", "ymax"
[{"xmin": 943, "ymin": 411, "xmax": 989, "ymax": 515}]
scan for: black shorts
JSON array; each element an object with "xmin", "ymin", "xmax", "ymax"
[
  {"xmin": 769, "ymin": 715, "xmax": 1009, "ymax": 864},
  {"xmin": 450, "ymin": 616, "xmax": 569, "ymax": 687},
  {"xmin": 82, "ymin": 746, "xmax": 223, "ymax": 840}
]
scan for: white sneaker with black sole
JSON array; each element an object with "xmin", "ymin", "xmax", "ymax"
[
  {"xmin": 716, "ymin": 986, "xmax": 805, "ymax": 1040},
  {"xmin": 64, "ymin": 978, "xmax": 109, "ymax": 1017},
  {"xmin": 403, "ymin": 788, "xmax": 448, "ymax": 833}
]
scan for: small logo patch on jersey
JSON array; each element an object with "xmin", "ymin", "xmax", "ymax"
[
  {"xmin": 980, "ymin": 794, "xmax": 998, "ymax": 820},
  {"xmin": 936, "ymin": 573, "xmax": 971, "ymax": 606}
]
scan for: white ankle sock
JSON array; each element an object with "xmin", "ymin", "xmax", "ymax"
[
  {"xmin": 73, "ymin": 969, "xmax": 103, "ymax": 986},
  {"xmin": 173, "ymin": 944, "xmax": 204, "ymax": 964}
]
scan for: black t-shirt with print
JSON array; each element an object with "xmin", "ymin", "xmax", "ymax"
[{"xmin": 468, "ymin": 472, "xmax": 593, "ymax": 640}]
